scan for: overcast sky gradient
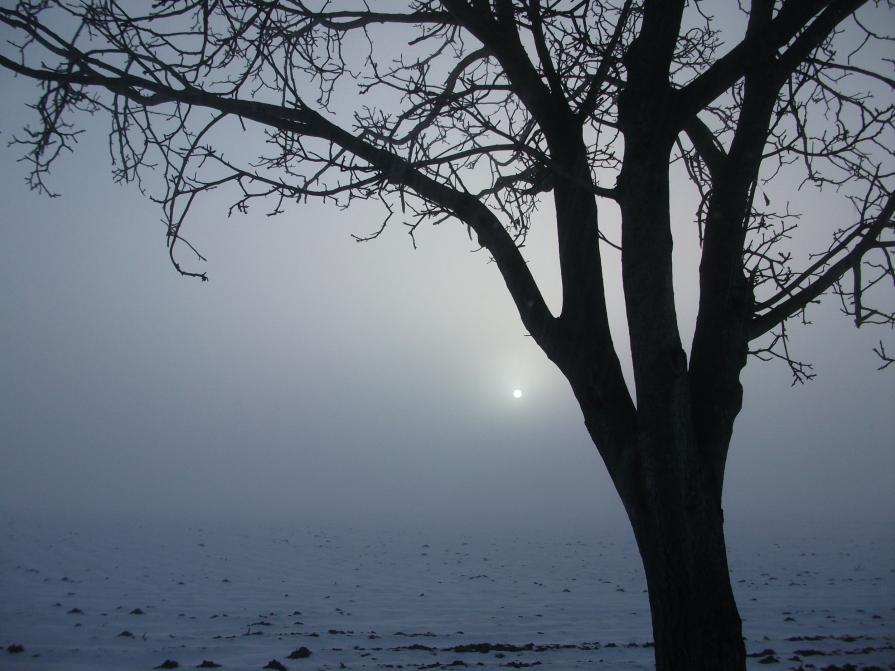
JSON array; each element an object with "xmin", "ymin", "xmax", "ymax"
[{"xmin": 0, "ymin": 20, "xmax": 892, "ymax": 537}]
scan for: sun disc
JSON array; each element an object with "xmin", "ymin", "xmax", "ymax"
[{"xmin": 512, "ymin": 388, "xmax": 522, "ymax": 399}]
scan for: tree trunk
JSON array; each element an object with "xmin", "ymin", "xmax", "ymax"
[
  {"xmin": 619, "ymin": 434, "xmax": 746, "ymax": 671},
  {"xmin": 575, "ymin": 383, "xmax": 746, "ymax": 671}
]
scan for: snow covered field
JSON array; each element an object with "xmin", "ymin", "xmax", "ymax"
[{"xmin": 2, "ymin": 517, "xmax": 893, "ymax": 670}]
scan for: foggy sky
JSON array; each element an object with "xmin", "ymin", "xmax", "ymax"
[{"xmin": 0, "ymin": 25, "xmax": 892, "ymax": 537}]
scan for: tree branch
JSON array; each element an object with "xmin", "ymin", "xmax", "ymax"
[
  {"xmin": 677, "ymin": 0, "xmax": 863, "ymax": 118},
  {"xmin": 681, "ymin": 114, "xmax": 727, "ymax": 179},
  {"xmin": 577, "ymin": 0, "xmax": 634, "ymax": 123},
  {"xmin": 525, "ymin": 0, "xmax": 565, "ymax": 103},
  {"xmin": 750, "ymin": 192, "xmax": 895, "ymax": 339}
]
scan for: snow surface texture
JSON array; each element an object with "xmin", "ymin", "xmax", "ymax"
[{"xmin": 1, "ymin": 519, "xmax": 893, "ymax": 670}]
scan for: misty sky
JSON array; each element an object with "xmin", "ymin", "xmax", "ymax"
[{"xmin": 0, "ymin": 16, "xmax": 892, "ymax": 537}]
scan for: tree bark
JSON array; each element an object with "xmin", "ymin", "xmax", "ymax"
[
  {"xmin": 625, "ymin": 441, "xmax": 746, "ymax": 671},
  {"xmin": 575, "ymin": 381, "xmax": 746, "ymax": 671}
]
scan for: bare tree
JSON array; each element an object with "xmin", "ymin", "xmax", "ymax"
[{"xmin": 1, "ymin": 1, "xmax": 892, "ymax": 669}]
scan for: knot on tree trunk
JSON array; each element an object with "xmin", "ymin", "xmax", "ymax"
[{"xmin": 668, "ymin": 348, "xmax": 688, "ymax": 376}]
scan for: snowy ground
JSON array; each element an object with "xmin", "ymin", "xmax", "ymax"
[{"xmin": 1, "ymin": 517, "xmax": 893, "ymax": 670}]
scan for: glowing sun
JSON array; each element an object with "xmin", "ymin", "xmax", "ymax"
[{"xmin": 512, "ymin": 388, "xmax": 523, "ymax": 399}]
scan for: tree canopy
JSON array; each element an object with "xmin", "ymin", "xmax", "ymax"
[{"xmin": 1, "ymin": 2, "xmax": 891, "ymax": 374}]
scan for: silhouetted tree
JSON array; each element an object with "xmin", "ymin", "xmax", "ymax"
[{"xmin": 1, "ymin": 2, "xmax": 892, "ymax": 669}]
